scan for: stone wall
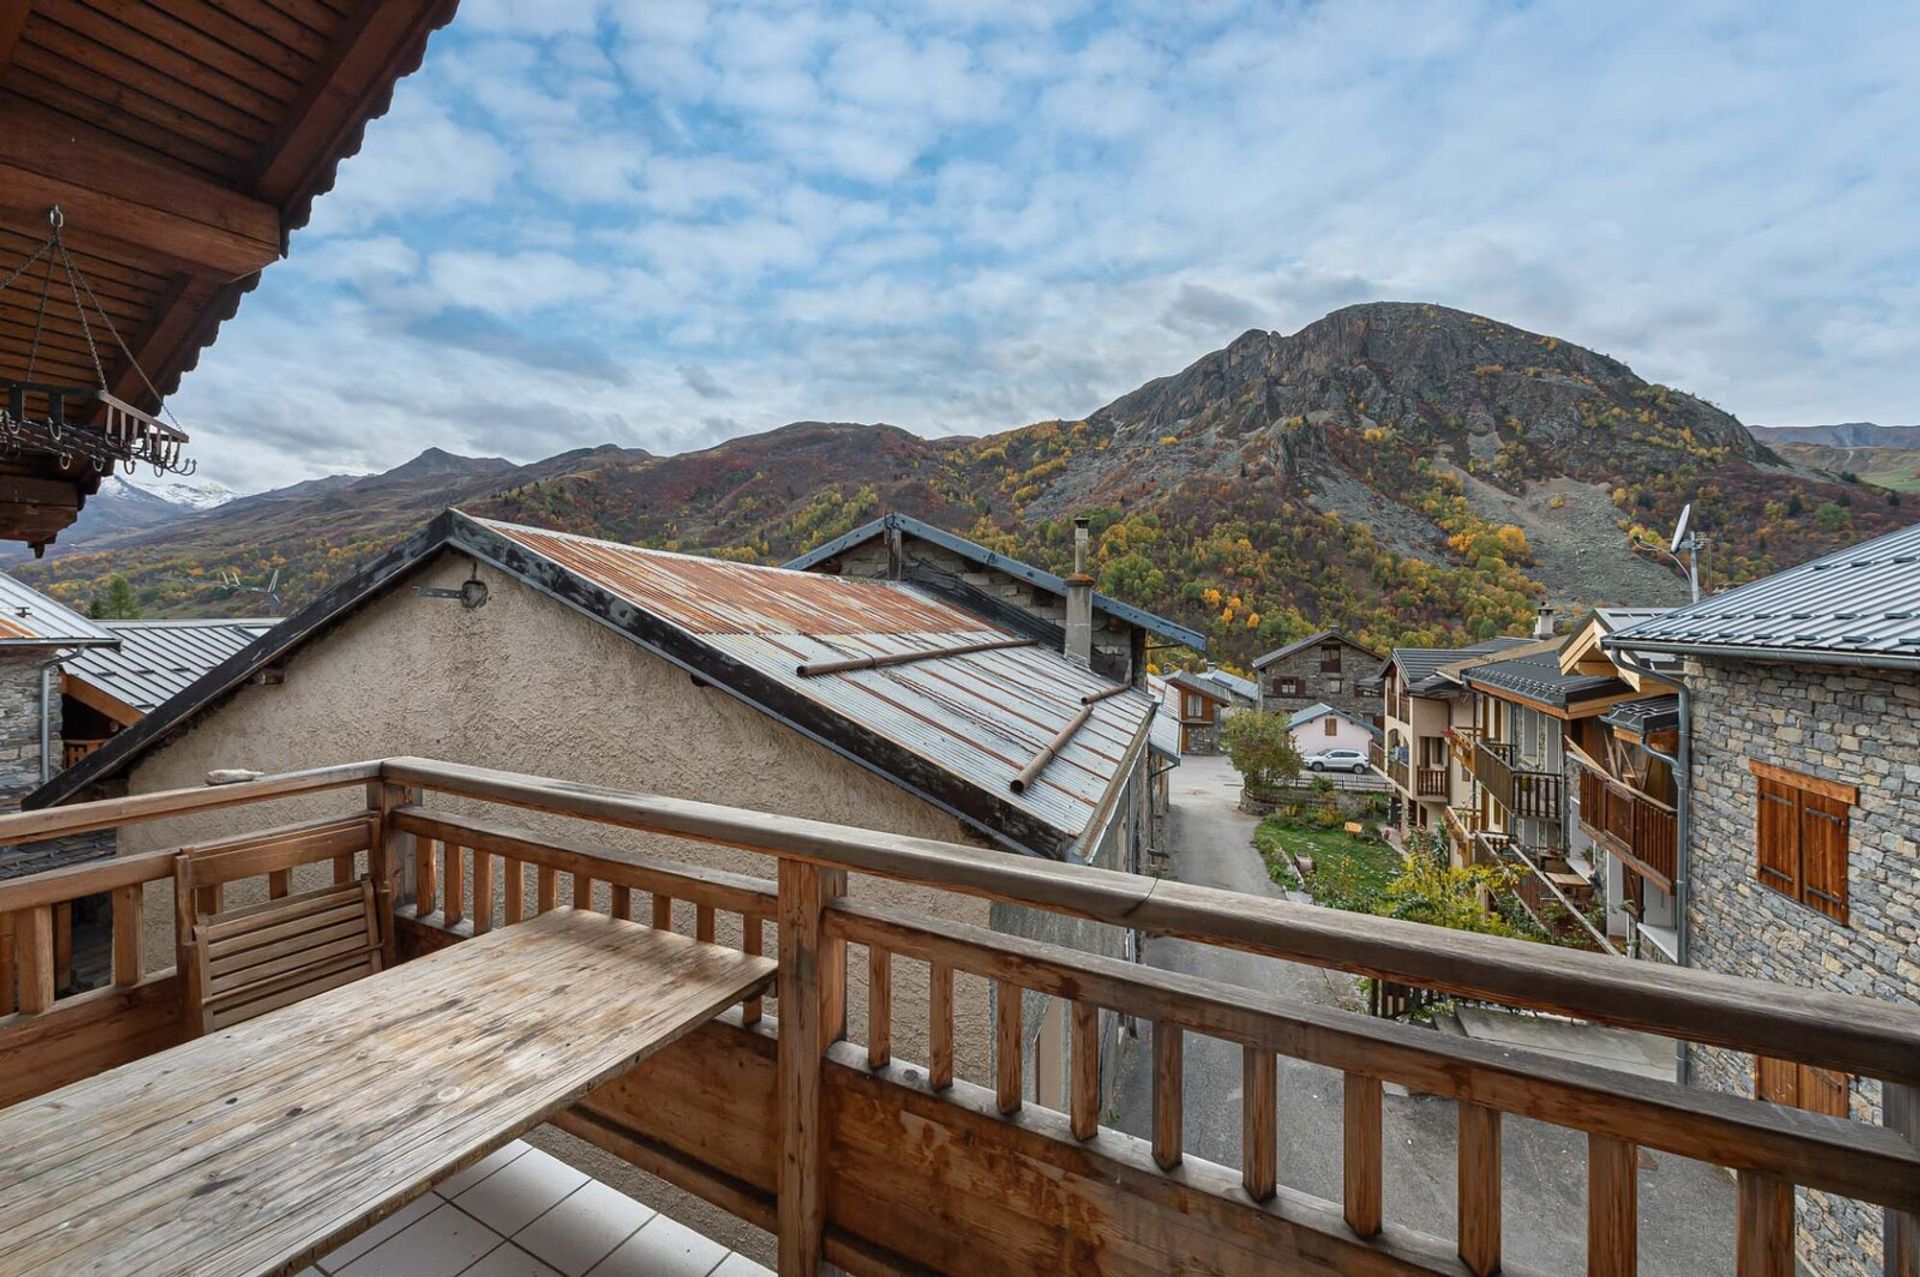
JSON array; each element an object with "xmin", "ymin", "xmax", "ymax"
[
  {"xmin": 0, "ymin": 648, "xmax": 110, "ymax": 881},
  {"xmin": 1683, "ymin": 655, "xmax": 1918, "ymax": 1277},
  {"xmin": 1256, "ymin": 639, "xmax": 1378, "ymax": 724}
]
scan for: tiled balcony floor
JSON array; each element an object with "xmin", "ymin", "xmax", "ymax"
[{"xmin": 305, "ymin": 1140, "xmax": 768, "ymax": 1277}]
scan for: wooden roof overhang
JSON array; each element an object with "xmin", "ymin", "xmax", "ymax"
[{"xmin": 0, "ymin": 0, "xmax": 458, "ymax": 551}]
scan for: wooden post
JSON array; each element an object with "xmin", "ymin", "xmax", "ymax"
[
  {"xmin": 111, "ymin": 883, "xmax": 142, "ymax": 986},
  {"xmin": 536, "ymin": 865, "xmax": 557, "ymax": 914},
  {"xmin": 741, "ymin": 915, "xmax": 763, "ymax": 1025},
  {"xmin": 52, "ymin": 901, "xmax": 72, "ymax": 992},
  {"xmin": 504, "ymin": 858, "xmax": 524, "ymax": 925},
  {"xmin": 651, "ymin": 891, "xmax": 671, "ymax": 931},
  {"xmin": 416, "ymin": 837, "xmax": 439, "ymax": 917},
  {"xmin": 172, "ymin": 853, "xmax": 197, "ymax": 1026},
  {"xmin": 472, "ymin": 852, "xmax": 494, "ymax": 935},
  {"xmin": 1070, "ymin": 1000, "xmax": 1100, "ymax": 1141},
  {"xmin": 697, "ymin": 903, "xmax": 716, "ymax": 943},
  {"xmin": 1242, "ymin": 1046, "xmax": 1276, "ymax": 1201},
  {"xmin": 777, "ymin": 859, "xmax": 843, "ymax": 1276},
  {"xmin": 1458, "ymin": 1103, "xmax": 1501, "ymax": 1276},
  {"xmin": 1887, "ymin": 1082, "xmax": 1918, "ymax": 1277},
  {"xmin": 371, "ymin": 781, "xmax": 416, "ymax": 966},
  {"xmin": 866, "ymin": 945, "xmax": 890, "ymax": 1069},
  {"xmin": 1344, "ymin": 1072, "xmax": 1382, "ymax": 1238},
  {"xmin": 16, "ymin": 903, "xmax": 53, "ymax": 1014},
  {"xmin": 610, "ymin": 884, "xmax": 631, "ymax": 922},
  {"xmin": 267, "ymin": 869, "xmax": 291, "ymax": 899},
  {"xmin": 929, "ymin": 962, "xmax": 953, "ymax": 1090},
  {"xmin": 1587, "ymin": 1134, "xmax": 1637, "ymax": 1277},
  {"xmin": 0, "ymin": 911, "xmax": 14, "ymax": 1015},
  {"xmin": 571, "ymin": 872, "xmax": 592, "ymax": 910},
  {"xmin": 996, "ymin": 979, "xmax": 1022, "ymax": 1114},
  {"xmin": 1152, "ymin": 1022, "xmax": 1182, "ymax": 1170},
  {"xmin": 1736, "ymin": 1171, "xmax": 1793, "ymax": 1277},
  {"xmin": 443, "ymin": 843, "xmax": 464, "ymax": 927}
]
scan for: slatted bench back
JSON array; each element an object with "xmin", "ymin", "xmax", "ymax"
[{"xmin": 193, "ymin": 880, "xmax": 383, "ymax": 1032}]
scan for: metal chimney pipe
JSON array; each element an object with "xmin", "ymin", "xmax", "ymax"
[
  {"xmin": 1532, "ymin": 604, "xmax": 1555, "ymax": 640},
  {"xmin": 1065, "ymin": 516, "xmax": 1093, "ymax": 666}
]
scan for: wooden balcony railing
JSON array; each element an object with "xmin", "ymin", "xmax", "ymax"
[
  {"xmin": 1472, "ymin": 739, "xmax": 1562, "ymax": 821},
  {"xmin": 1369, "ymin": 740, "xmax": 1410, "ymax": 793},
  {"xmin": 1415, "ymin": 766, "xmax": 1449, "ymax": 797},
  {"xmin": 61, "ymin": 738, "xmax": 113, "ymax": 769},
  {"xmin": 1572, "ymin": 754, "xmax": 1679, "ymax": 889},
  {"xmin": 0, "ymin": 757, "xmax": 1916, "ymax": 1277}
]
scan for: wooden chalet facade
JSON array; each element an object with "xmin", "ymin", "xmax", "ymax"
[{"xmin": 1166, "ymin": 671, "xmax": 1229, "ymax": 754}]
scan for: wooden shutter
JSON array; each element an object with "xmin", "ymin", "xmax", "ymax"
[
  {"xmin": 1801, "ymin": 1066, "xmax": 1849, "ymax": 1118},
  {"xmin": 1324, "ymin": 716, "xmax": 1337, "ymax": 737},
  {"xmin": 1799, "ymin": 790, "xmax": 1850, "ymax": 923},
  {"xmin": 1754, "ymin": 778, "xmax": 1800, "ymax": 896},
  {"xmin": 1755, "ymin": 1056, "xmax": 1799, "ymax": 1107}
]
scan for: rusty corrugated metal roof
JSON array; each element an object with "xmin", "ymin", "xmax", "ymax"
[{"xmin": 479, "ymin": 518, "xmax": 1155, "ymax": 850}]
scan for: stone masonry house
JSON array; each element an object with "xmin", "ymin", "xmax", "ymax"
[
  {"xmin": 1253, "ymin": 629, "xmax": 1381, "ymax": 724},
  {"xmin": 784, "ymin": 511, "xmax": 1206, "ymax": 686},
  {"xmin": 32, "ymin": 511, "xmax": 1164, "ymax": 1247},
  {"xmin": 1607, "ymin": 522, "xmax": 1920, "ymax": 1277}
]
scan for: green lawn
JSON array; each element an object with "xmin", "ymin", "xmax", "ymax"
[{"xmin": 1254, "ymin": 816, "xmax": 1403, "ymax": 911}]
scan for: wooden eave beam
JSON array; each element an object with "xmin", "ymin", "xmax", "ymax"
[
  {"xmin": 60, "ymin": 672, "xmax": 142, "ymax": 729},
  {"xmin": 0, "ymin": 99, "xmax": 280, "ymax": 280},
  {"xmin": 0, "ymin": 4, "xmax": 30, "ymax": 77}
]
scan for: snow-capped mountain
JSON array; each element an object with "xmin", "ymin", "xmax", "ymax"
[{"xmin": 110, "ymin": 475, "xmax": 238, "ymax": 511}]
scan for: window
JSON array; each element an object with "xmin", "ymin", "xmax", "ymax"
[
  {"xmin": 1751, "ymin": 761, "xmax": 1854, "ymax": 924},
  {"xmin": 1184, "ymin": 693, "xmax": 1205, "ymax": 718},
  {"xmin": 1273, "ymin": 676, "xmax": 1302, "ymax": 698},
  {"xmin": 1327, "ymin": 677, "xmax": 1343, "ymax": 694},
  {"xmin": 1320, "ymin": 643, "xmax": 1342, "ymax": 674},
  {"xmin": 1324, "ymin": 716, "xmax": 1338, "ymax": 737},
  {"xmin": 1756, "ymin": 1056, "xmax": 1850, "ymax": 1118}
]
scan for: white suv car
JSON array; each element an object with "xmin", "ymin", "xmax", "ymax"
[{"xmin": 1304, "ymin": 747, "xmax": 1369, "ymax": 774}]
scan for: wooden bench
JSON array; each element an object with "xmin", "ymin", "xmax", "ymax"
[
  {"xmin": 189, "ymin": 879, "xmax": 383, "ymax": 1033},
  {"xmin": 172, "ymin": 814, "xmax": 385, "ymax": 1035}
]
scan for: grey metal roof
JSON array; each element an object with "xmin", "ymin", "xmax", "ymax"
[
  {"xmin": 0, "ymin": 573, "xmax": 116, "ymax": 647},
  {"xmin": 782, "ymin": 512, "xmax": 1208, "ymax": 651},
  {"xmin": 1600, "ymin": 695, "xmax": 1680, "ymax": 737},
  {"xmin": 1251, "ymin": 628, "xmax": 1383, "ymax": 670},
  {"xmin": 33, "ymin": 511, "xmax": 1153, "ymax": 860},
  {"xmin": 1391, "ymin": 636, "xmax": 1533, "ymax": 694},
  {"xmin": 1203, "ymin": 668, "xmax": 1258, "ymax": 702},
  {"xmin": 1144, "ymin": 675, "xmax": 1181, "ymax": 764},
  {"xmin": 1286, "ymin": 701, "xmax": 1358, "ymax": 730},
  {"xmin": 1463, "ymin": 649, "xmax": 1630, "ymax": 707},
  {"xmin": 64, "ymin": 619, "xmax": 279, "ymax": 716},
  {"xmin": 1603, "ymin": 521, "xmax": 1920, "ymax": 668}
]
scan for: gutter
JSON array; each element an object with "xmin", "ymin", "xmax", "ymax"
[
  {"xmin": 1613, "ymin": 646, "xmax": 1692, "ymax": 1084},
  {"xmin": 1601, "ymin": 635, "xmax": 1920, "ymax": 672}
]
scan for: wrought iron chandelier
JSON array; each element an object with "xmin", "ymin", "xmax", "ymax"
[{"xmin": 0, "ymin": 206, "xmax": 195, "ymax": 477}]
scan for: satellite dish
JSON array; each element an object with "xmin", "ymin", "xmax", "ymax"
[{"xmin": 1669, "ymin": 502, "xmax": 1692, "ymax": 550}]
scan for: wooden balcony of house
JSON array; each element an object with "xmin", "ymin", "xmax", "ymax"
[
  {"xmin": 1368, "ymin": 739, "xmax": 1410, "ymax": 794},
  {"xmin": 1571, "ymin": 753, "xmax": 1679, "ymax": 889},
  {"xmin": 1472, "ymin": 831, "xmax": 1614, "ymax": 956},
  {"xmin": 1414, "ymin": 765, "xmax": 1449, "ymax": 798},
  {"xmin": 1472, "ymin": 738, "xmax": 1562, "ymax": 821},
  {"xmin": 0, "ymin": 758, "xmax": 1916, "ymax": 1277},
  {"xmin": 61, "ymin": 737, "xmax": 112, "ymax": 769},
  {"xmin": 1441, "ymin": 804, "xmax": 1480, "ymax": 861}
]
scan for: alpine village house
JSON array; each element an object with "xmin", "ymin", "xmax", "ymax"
[{"xmin": 0, "ymin": 4, "xmax": 1913, "ymax": 1277}]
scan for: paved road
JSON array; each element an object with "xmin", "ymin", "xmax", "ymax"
[{"xmin": 1111, "ymin": 753, "xmax": 1739, "ymax": 1276}]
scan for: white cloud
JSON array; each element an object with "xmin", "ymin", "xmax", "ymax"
[{"xmin": 177, "ymin": 0, "xmax": 1920, "ymax": 494}]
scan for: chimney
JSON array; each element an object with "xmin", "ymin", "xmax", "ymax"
[
  {"xmin": 1065, "ymin": 516, "xmax": 1093, "ymax": 666},
  {"xmin": 1533, "ymin": 604, "xmax": 1555, "ymax": 640}
]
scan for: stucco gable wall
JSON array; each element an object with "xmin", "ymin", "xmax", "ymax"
[{"xmin": 121, "ymin": 553, "xmax": 999, "ymax": 1079}]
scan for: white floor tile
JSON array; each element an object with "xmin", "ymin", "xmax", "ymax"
[
  {"xmin": 587, "ymin": 1214, "xmax": 727, "ymax": 1277},
  {"xmin": 709, "ymin": 1255, "xmax": 772, "ymax": 1277},
  {"xmin": 462, "ymin": 1243, "xmax": 564, "ymax": 1276},
  {"xmin": 317, "ymin": 1194, "xmax": 439, "ymax": 1273},
  {"xmin": 454, "ymin": 1147, "xmax": 590, "ymax": 1237},
  {"xmin": 513, "ymin": 1179, "xmax": 656, "ymax": 1276},
  {"xmin": 333, "ymin": 1203, "xmax": 503, "ymax": 1277},
  {"xmin": 435, "ymin": 1140, "xmax": 533, "ymax": 1199}
]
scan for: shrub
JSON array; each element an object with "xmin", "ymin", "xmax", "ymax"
[{"xmin": 1221, "ymin": 710, "xmax": 1304, "ymax": 789}]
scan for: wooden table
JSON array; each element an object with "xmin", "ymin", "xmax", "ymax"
[{"xmin": 0, "ymin": 908, "xmax": 775, "ymax": 1277}]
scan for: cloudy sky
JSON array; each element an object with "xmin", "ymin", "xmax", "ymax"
[{"xmin": 166, "ymin": 0, "xmax": 1919, "ymax": 493}]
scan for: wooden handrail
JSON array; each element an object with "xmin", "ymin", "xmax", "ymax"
[
  {"xmin": 381, "ymin": 756, "xmax": 1920, "ymax": 1087},
  {"xmin": 0, "ymin": 760, "xmax": 382, "ymax": 849},
  {"xmin": 826, "ymin": 897, "xmax": 1920, "ymax": 1214}
]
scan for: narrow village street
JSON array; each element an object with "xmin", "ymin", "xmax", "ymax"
[{"xmin": 1110, "ymin": 754, "xmax": 1743, "ymax": 1276}]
